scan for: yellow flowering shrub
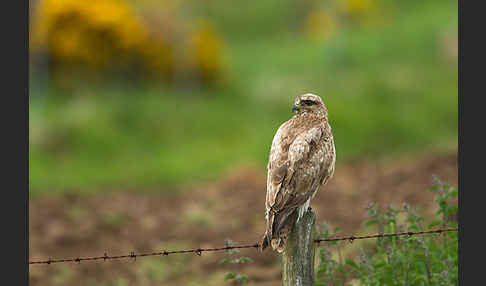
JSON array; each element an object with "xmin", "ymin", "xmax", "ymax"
[
  {"xmin": 30, "ymin": 0, "xmax": 225, "ymax": 86},
  {"xmin": 32, "ymin": 0, "xmax": 149, "ymax": 68}
]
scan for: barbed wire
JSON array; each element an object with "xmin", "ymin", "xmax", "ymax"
[
  {"xmin": 314, "ymin": 228, "xmax": 457, "ymax": 243},
  {"xmin": 29, "ymin": 227, "xmax": 457, "ymax": 265}
]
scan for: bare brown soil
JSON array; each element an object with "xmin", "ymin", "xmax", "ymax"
[{"xmin": 29, "ymin": 153, "xmax": 457, "ymax": 286}]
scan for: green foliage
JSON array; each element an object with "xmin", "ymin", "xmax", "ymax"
[
  {"xmin": 220, "ymin": 240, "xmax": 252, "ymax": 285},
  {"xmin": 315, "ymin": 178, "xmax": 458, "ymax": 285},
  {"xmin": 315, "ymin": 225, "xmax": 348, "ymax": 286}
]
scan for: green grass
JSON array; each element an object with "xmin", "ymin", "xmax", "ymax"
[{"xmin": 29, "ymin": 0, "xmax": 457, "ymax": 197}]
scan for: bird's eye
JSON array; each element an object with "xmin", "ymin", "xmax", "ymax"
[{"xmin": 301, "ymin": 100, "xmax": 315, "ymax": 106}]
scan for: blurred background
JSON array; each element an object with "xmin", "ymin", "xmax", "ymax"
[{"xmin": 29, "ymin": 0, "xmax": 458, "ymax": 285}]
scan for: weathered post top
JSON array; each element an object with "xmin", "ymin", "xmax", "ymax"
[{"xmin": 281, "ymin": 208, "xmax": 316, "ymax": 286}]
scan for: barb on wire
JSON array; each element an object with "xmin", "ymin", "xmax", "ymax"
[{"xmin": 29, "ymin": 228, "xmax": 457, "ymax": 265}]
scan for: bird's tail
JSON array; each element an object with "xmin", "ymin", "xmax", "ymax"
[
  {"xmin": 260, "ymin": 233, "xmax": 270, "ymax": 251},
  {"xmin": 260, "ymin": 209, "xmax": 297, "ymax": 253},
  {"xmin": 259, "ymin": 211, "xmax": 274, "ymax": 252}
]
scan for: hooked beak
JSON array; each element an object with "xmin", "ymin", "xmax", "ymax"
[{"xmin": 292, "ymin": 103, "xmax": 299, "ymax": 112}]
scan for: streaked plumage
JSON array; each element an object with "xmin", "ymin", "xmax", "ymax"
[{"xmin": 260, "ymin": 93, "xmax": 336, "ymax": 252}]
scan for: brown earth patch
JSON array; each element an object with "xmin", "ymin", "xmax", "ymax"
[{"xmin": 29, "ymin": 153, "xmax": 457, "ymax": 286}]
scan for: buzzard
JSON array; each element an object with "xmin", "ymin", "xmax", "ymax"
[{"xmin": 260, "ymin": 93, "xmax": 336, "ymax": 252}]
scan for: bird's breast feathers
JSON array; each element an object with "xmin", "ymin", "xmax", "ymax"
[{"xmin": 265, "ymin": 114, "xmax": 335, "ymax": 214}]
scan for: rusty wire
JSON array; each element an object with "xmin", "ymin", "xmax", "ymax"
[
  {"xmin": 29, "ymin": 227, "xmax": 457, "ymax": 265},
  {"xmin": 314, "ymin": 227, "xmax": 458, "ymax": 243}
]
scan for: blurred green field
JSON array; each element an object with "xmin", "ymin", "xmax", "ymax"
[{"xmin": 29, "ymin": 0, "xmax": 457, "ymax": 197}]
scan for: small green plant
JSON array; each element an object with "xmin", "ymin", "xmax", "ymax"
[
  {"xmin": 315, "ymin": 177, "xmax": 458, "ymax": 285},
  {"xmin": 220, "ymin": 239, "xmax": 253, "ymax": 285},
  {"xmin": 315, "ymin": 224, "xmax": 348, "ymax": 286}
]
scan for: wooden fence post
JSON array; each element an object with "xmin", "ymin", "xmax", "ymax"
[{"xmin": 281, "ymin": 208, "xmax": 316, "ymax": 286}]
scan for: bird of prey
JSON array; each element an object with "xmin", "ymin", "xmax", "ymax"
[{"xmin": 260, "ymin": 93, "xmax": 336, "ymax": 253}]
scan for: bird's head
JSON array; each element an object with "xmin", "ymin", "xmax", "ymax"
[{"xmin": 292, "ymin": 93, "xmax": 328, "ymax": 116}]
